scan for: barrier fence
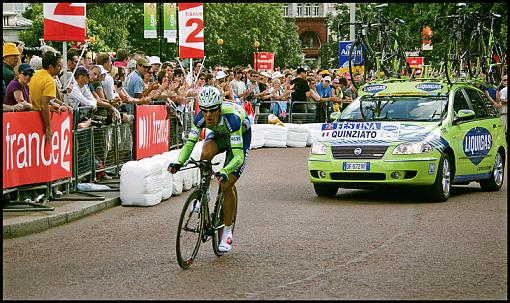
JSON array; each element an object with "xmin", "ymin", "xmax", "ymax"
[{"xmin": 3, "ymin": 100, "xmax": 322, "ymax": 212}]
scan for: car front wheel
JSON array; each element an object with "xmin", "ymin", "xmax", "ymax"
[
  {"xmin": 429, "ymin": 153, "xmax": 452, "ymax": 202},
  {"xmin": 313, "ymin": 184, "xmax": 338, "ymax": 197}
]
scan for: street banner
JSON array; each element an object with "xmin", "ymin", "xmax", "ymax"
[
  {"xmin": 406, "ymin": 57, "xmax": 424, "ymax": 69},
  {"xmin": 135, "ymin": 105, "xmax": 170, "ymax": 160},
  {"xmin": 3, "ymin": 111, "xmax": 73, "ymax": 189},
  {"xmin": 43, "ymin": 3, "xmax": 87, "ymax": 42},
  {"xmin": 164, "ymin": 3, "xmax": 177, "ymax": 43},
  {"xmin": 254, "ymin": 52, "xmax": 274, "ymax": 72},
  {"xmin": 144, "ymin": 3, "xmax": 158, "ymax": 39},
  {"xmin": 338, "ymin": 41, "xmax": 364, "ymax": 75},
  {"xmin": 178, "ymin": 3, "xmax": 204, "ymax": 58}
]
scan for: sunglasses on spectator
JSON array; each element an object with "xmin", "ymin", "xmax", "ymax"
[
  {"xmin": 23, "ymin": 72, "xmax": 34, "ymax": 77},
  {"xmin": 199, "ymin": 77, "xmax": 205, "ymax": 80}
]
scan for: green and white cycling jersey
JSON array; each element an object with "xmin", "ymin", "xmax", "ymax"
[{"xmin": 177, "ymin": 102, "xmax": 251, "ymax": 176}]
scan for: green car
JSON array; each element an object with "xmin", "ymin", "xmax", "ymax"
[{"xmin": 308, "ymin": 79, "xmax": 507, "ymax": 202}]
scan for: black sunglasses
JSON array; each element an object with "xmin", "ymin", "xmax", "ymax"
[
  {"xmin": 200, "ymin": 106, "xmax": 220, "ymax": 113},
  {"xmin": 23, "ymin": 72, "xmax": 34, "ymax": 77}
]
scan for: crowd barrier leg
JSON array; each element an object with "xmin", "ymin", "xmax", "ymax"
[{"xmin": 3, "ymin": 184, "xmax": 55, "ymax": 212}]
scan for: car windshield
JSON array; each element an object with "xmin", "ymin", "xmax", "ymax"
[{"xmin": 337, "ymin": 95, "xmax": 449, "ymax": 122}]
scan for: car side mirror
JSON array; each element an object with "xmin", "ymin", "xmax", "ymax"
[
  {"xmin": 330, "ymin": 111, "xmax": 341, "ymax": 121},
  {"xmin": 453, "ymin": 109, "xmax": 475, "ymax": 124}
]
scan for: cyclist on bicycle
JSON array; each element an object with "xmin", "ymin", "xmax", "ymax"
[{"xmin": 168, "ymin": 86, "xmax": 251, "ymax": 253}]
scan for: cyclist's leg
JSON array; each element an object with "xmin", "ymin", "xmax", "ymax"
[
  {"xmin": 200, "ymin": 131, "xmax": 221, "ymax": 161},
  {"xmin": 220, "ymin": 128, "xmax": 251, "ymax": 226}
]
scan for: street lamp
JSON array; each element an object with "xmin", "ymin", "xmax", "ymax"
[
  {"xmin": 217, "ymin": 37, "xmax": 224, "ymax": 65},
  {"xmin": 254, "ymin": 40, "xmax": 260, "ymax": 71}
]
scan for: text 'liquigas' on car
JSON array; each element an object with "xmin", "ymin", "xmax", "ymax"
[{"xmin": 308, "ymin": 79, "xmax": 506, "ymax": 202}]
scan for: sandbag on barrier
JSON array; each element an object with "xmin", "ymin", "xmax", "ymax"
[
  {"xmin": 150, "ymin": 154, "xmax": 173, "ymax": 200},
  {"xmin": 306, "ymin": 123, "xmax": 324, "ymax": 146},
  {"xmin": 250, "ymin": 124, "xmax": 266, "ymax": 149},
  {"xmin": 285, "ymin": 123, "xmax": 309, "ymax": 148},
  {"xmin": 264, "ymin": 124, "xmax": 287, "ymax": 148},
  {"xmin": 190, "ymin": 141, "xmax": 204, "ymax": 186},
  {"xmin": 120, "ymin": 159, "xmax": 163, "ymax": 206},
  {"xmin": 162, "ymin": 151, "xmax": 184, "ymax": 196}
]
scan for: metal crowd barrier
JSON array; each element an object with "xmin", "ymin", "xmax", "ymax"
[{"xmin": 255, "ymin": 100, "xmax": 317, "ymax": 124}]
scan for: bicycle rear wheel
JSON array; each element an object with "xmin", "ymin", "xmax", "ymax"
[
  {"xmin": 349, "ymin": 41, "xmax": 372, "ymax": 89},
  {"xmin": 487, "ymin": 41, "xmax": 507, "ymax": 87},
  {"xmin": 176, "ymin": 190, "xmax": 203, "ymax": 269},
  {"xmin": 467, "ymin": 30, "xmax": 486, "ymax": 79},
  {"xmin": 445, "ymin": 39, "xmax": 462, "ymax": 85},
  {"xmin": 380, "ymin": 32, "xmax": 406, "ymax": 79},
  {"xmin": 212, "ymin": 185, "xmax": 238, "ymax": 256}
]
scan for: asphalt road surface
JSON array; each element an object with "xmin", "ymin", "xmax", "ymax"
[{"xmin": 3, "ymin": 147, "xmax": 507, "ymax": 300}]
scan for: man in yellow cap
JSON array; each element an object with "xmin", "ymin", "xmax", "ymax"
[{"xmin": 3, "ymin": 42, "xmax": 21, "ymax": 87}]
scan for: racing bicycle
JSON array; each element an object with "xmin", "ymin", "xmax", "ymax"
[
  {"xmin": 435, "ymin": 3, "xmax": 469, "ymax": 85},
  {"xmin": 467, "ymin": 11, "xmax": 507, "ymax": 87},
  {"xmin": 346, "ymin": 3, "xmax": 407, "ymax": 88},
  {"xmin": 175, "ymin": 158, "xmax": 238, "ymax": 269}
]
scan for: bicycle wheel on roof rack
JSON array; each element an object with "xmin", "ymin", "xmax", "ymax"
[
  {"xmin": 445, "ymin": 40, "xmax": 462, "ymax": 85},
  {"xmin": 380, "ymin": 32, "xmax": 407, "ymax": 79},
  {"xmin": 486, "ymin": 41, "xmax": 507, "ymax": 87},
  {"xmin": 467, "ymin": 29, "xmax": 486, "ymax": 79},
  {"xmin": 349, "ymin": 41, "xmax": 372, "ymax": 89}
]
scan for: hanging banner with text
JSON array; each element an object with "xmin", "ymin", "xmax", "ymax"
[
  {"xmin": 144, "ymin": 3, "xmax": 158, "ymax": 39},
  {"xmin": 43, "ymin": 3, "xmax": 87, "ymax": 42},
  {"xmin": 254, "ymin": 52, "xmax": 275, "ymax": 72},
  {"xmin": 135, "ymin": 105, "xmax": 170, "ymax": 160},
  {"xmin": 338, "ymin": 41, "xmax": 364, "ymax": 75},
  {"xmin": 3, "ymin": 111, "xmax": 73, "ymax": 189},
  {"xmin": 406, "ymin": 57, "xmax": 424, "ymax": 69},
  {"xmin": 178, "ymin": 3, "xmax": 204, "ymax": 58},
  {"xmin": 164, "ymin": 3, "xmax": 177, "ymax": 43}
]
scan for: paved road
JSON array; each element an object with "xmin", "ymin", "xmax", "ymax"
[{"xmin": 3, "ymin": 147, "xmax": 507, "ymax": 300}]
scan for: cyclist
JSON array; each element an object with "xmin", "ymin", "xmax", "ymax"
[{"xmin": 168, "ymin": 86, "xmax": 251, "ymax": 253}]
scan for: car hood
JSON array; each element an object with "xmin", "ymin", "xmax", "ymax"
[{"xmin": 319, "ymin": 121, "xmax": 446, "ymax": 148}]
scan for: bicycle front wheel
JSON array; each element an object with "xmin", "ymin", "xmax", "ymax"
[
  {"xmin": 380, "ymin": 32, "xmax": 406, "ymax": 79},
  {"xmin": 176, "ymin": 190, "xmax": 203, "ymax": 269},
  {"xmin": 467, "ymin": 30, "xmax": 486, "ymax": 79},
  {"xmin": 212, "ymin": 185, "xmax": 238, "ymax": 257},
  {"xmin": 349, "ymin": 41, "xmax": 372, "ymax": 89},
  {"xmin": 487, "ymin": 41, "xmax": 507, "ymax": 87},
  {"xmin": 445, "ymin": 39, "xmax": 462, "ymax": 85}
]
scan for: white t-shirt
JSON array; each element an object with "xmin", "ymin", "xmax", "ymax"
[
  {"xmin": 230, "ymin": 79, "xmax": 246, "ymax": 100},
  {"xmin": 499, "ymin": 87, "xmax": 507, "ymax": 114}
]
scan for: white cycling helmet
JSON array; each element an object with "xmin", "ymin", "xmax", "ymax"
[{"xmin": 198, "ymin": 86, "xmax": 222, "ymax": 109}]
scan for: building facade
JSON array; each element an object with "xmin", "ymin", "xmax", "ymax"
[
  {"xmin": 282, "ymin": 3, "xmax": 337, "ymax": 68},
  {"xmin": 3, "ymin": 3, "xmax": 32, "ymax": 43}
]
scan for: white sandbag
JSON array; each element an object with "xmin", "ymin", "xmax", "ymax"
[
  {"xmin": 306, "ymin": 123, "xmax": 324, "ymax": 146},
  {"xmin": 150, "ymin": 154, "xmax": 173, "ymax": 200},
  {"xmin": 250, "ymin": 124, "xmax": 266, "ymax": 149},
  {"xmin": 190, "ymin": 141, "xmax": 203, "ymax": 187},
  {"xmin": 163, "ymin": 150, "xmax": 184, "ymax": 196},
  {"xmin": 264, "ymin": 124, "xmax": 287, "ymax": 148},
  {"xmin": 120, "ymin": 160, "xmax": 163, "ymax": 206},
  {"xmin": 286, "ymin": 123, "xmax": 309, "ymax": 148}
]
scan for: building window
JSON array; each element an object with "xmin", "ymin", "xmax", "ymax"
[
  {"xmin": 297, "ymin": 4, "xmax": 303, "ymax": 16},
  {"xmin": 300, "ymin": 31, "xmax": 321, "ymax": 49},
  {"xmin": 305, "ymin": 4, "xmax": 312, "ymax": 16},
  {"xmin": 313, "ymin": 4, "xmax": 320, "ymax": 16},
  {"xmin": 282, "ymin": 4, "xmax": 289, "ymax": 17}
]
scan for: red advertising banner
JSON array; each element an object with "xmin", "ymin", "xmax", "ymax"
[
  {"xmin": 254, "ymin": 52, "xmax": 275, "ymax": 72},
  {"xmin": 3, "ymin": 111, "xmax": 73, "ymax": 189},
  {"xmin": 43, "ymin": 3, "xmax": 87, "ymax": 42},
  {"xmin": 135, "ymin": 105, "xmax": 170, "ymax": 160},
  {"xmin": 406, "ymin": 57, "xmax": 424, "ymax": 69},
  {"xmin": 178, "ymin": 3, "xmax": 204, "ymax": 58}
]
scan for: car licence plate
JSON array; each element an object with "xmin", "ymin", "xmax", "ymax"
[{"xmin": 342, "ymin": 162, "xmax": 370, "ymax": 171}]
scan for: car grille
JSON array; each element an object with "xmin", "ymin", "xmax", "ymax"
[{"xmin": 331, "ymin": 145, "xmax": 389, "ymax": 159}]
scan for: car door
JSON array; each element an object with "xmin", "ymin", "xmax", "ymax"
[{"xmin": 450, "ymin": 87, "xmax": 496, "ymax": 180}]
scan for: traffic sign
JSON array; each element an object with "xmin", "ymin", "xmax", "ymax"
[
  {"xmin": 43, "ymin": 3, "xmax": 87, "ymax": 42},
  {"xmin": 178, "ymin": 3, "xmax": 204, "ymax": 58}
]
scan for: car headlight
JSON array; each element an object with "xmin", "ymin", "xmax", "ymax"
[
  {"xmin": 311, "ymin": 141, "xmax": 327, "ymax": 155},
  {"xmin": 392, "ymin": 142, "xmax": 433, "ymax": 155}
]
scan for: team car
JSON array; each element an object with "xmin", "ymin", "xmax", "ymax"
[{"xmin": 308, "ymin": 79, "xmax": 506, "ymax": 202}]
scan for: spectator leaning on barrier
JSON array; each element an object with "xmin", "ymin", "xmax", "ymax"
[
  {"xmin": 290, "ymin": 67, "xmax": 311, "ymax": 104},
  {"xmin": 230, "ymin": 68, "xmax": 247, "ymax": 102},
  {"xmin": 149, "ymin": 56, "xmax": 162, "ymax": 80},
  {"xmin": 59, "ymin": 48, "xmax": 79, "ymax": 89},
  {"xmin": 3, "ymin": 63, "xmax": 33, "ymax": 111},
  {"xmin": 96, "ymin": 52, "xmax": 120, "ymax": 104},
  {"xmin": 315, "ymin": 76, "xmax": 335, "ymax": 123},
  {"xmin": 28, "ymin": 51, "xmax": 65, "ymax": 142},
  {"xmin": 3, "ymin": 42, "xmax": 22, "ymax": 87},
  {"xmin": 124, "ymin": 58, "xmax": 153, "ymax": 114},
  {"xmin": 69, "ymin": 66, "xmax": 97, "ymax": 112}
]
